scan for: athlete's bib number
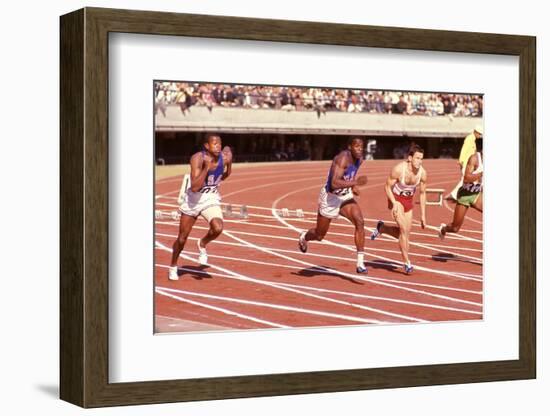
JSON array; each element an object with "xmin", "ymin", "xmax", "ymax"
[
  {"xmin": 463, "ymin": 183, "xmax": 482, "ymax": 193},
  {"xmin": 199, "ymin": 186, "xmax": 218, "ymax": 194},
  {"xmin": 396, "ymin": 189, "xmax": 413, "ymax": 197},
  {"xmin": 333, "ymin": 187, "xmax": 350, "ymax": 196}
]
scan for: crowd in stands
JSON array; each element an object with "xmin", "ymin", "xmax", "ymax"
[{"xmin": 155, "ymin": 82, "xmax": 483, "ymax": 117}]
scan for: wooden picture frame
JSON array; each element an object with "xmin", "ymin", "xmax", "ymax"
[{"xmin": 60, "ymin": 7, "xmax": 536, "ymax": 408}]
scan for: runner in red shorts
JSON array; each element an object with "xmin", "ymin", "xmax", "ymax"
[{"xmin": 370, "ymin": 144, "xmax": 427, "ymax": 274}]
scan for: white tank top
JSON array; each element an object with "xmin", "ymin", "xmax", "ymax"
[{"xmin": 392, "ymin": 162, "xmax": 423, "ymax": 198}]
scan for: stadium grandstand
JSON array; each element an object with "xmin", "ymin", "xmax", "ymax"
[{"xmin": 154, "ymin": 82, "xmax": 483, "ymax": 164}]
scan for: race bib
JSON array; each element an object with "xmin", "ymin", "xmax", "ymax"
[
  {"xmin": 396, "ymin": 189, "xmax": 414, "ymax": 197},
  {"xmin": 463, "ymin": 183, "xmax": 482, "ymax": 193},
  {"xmin": 333, "ymin": 187, "xmax": 351, "ymax": 196},
  {"xmin": 199, "ymin": 186, "xmax": 219, "ymax": 194}
]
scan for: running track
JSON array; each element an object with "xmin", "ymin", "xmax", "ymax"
[{"xmin": 154, "ymin": 160, "xmax": 483, "ymax": 333}]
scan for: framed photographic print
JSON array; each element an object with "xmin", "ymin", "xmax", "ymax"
[{"xmin": 60, "ymin": 7, "xmax": 536, "ymax": 408}]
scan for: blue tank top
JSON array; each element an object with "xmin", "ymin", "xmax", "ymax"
[
  {"xmin": 325, "ymin": 151, "xmax": 362, "ymax": 194},
  {"xmin": 198, "ymin": 151, "xmax": 224, "ymax": 193}
]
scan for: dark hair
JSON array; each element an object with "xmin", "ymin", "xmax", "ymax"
[
  {"xmin": 203, "ymin": 132, "xmax": 220, "ymax": 144},
  {"xmin": 347, "ymin": 136, "xmax": 364, "ymax": 146},
  {"xmin": 408, "ymin": 143, "xmax": 424, "ymax": 156}
]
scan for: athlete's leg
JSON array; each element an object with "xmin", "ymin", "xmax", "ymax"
[
  {"xmin": 471, "ymin": 191, "xmax": 483, "ymax": 212},
  {"xmin": 200, "ymin": 218, "xmax": 223, "ymax": 248},
  {"xmin": 442, "ymin": 203, "xmax": 468, "ymax": 235},
  {"xmin": 401, "ymin": 209, "xmax": 413, "ymax": 268},
  {"xmin": 338, "ymin": 201, "xmax": 365, "ymax": 253},
  {"xmin": 339, "ymin": 201, "xmax": 368, "ymax": 272},
  {"xmin": 170, "ymin": 213, "xmax": 197, "ymax": 267},
  {"xmin": 378, "ymin": 221, "xmax": 401, "ymax": 239},
  {"xmin": 390, "ymin": 202, "xmax": 412, "ymax": 265},
  {"xmin": 377, "ymin": 201, "xmax": 401, "ymax": 238},
  {"xmin": 196, "ymin": 206, "xmax": 225, "ymax": 265},
  {"xmin": 304, "ymin": 213, "xmax": 332, "ymax": 242}
]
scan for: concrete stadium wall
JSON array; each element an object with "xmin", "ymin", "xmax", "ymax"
[{"xmin": 155, "ymin": 105, "xmax": 482, "ymax": 138}]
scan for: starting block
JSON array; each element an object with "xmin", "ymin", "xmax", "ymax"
[
  {"xmin": 278, "ymin": 208, "xmax": 304, "ymax": 218},
  {"xmin": 426, "ymin": 188, "xmax": 445, "ymax": 206},
  {"xmin": 223, "ymin": 204, "xmax": 248, "ymax": 219},
  {"xmin": 155, "ymin": 210, "xmax": 180, "ymax": 220}
]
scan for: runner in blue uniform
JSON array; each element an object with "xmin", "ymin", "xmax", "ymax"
[
  {"xmin": 298, "ymin": 137, "xmax": 369, "ymax": 273},
  {"xmin": 168, "ymin": 133, "xmax": 232, "ymax": 280}
]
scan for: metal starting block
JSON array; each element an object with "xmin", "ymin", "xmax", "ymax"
[
  {"xmin": 278, "ymin": 208, "xmax": 304, "ymax": 218},
  {"xmin": 155, "ymin": 210, "xmax": 180, "ymax": 220},
  {"xmin": 223, "ymin": 204, "xmax": 248, "ymax": 219},
  {"xmin": 426, "ymin": 188, "xmax": 445, "ymax": 206}
]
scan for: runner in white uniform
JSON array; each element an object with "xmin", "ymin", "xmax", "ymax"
[
  {"xmin": 168, "ymin": 133, "xmax": 232, "ymax": 280},
  {"xmin": 370, "ymin": 144, "xmax": 428, "ymax": 275},
  {"xmin": 298, "ymin": 137, "xmax": 369, "ymax": 274}
]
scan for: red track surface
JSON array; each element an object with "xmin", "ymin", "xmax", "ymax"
[{"xmin": 154, "ymin": 160, "xmax": 483, "ymax": 333}]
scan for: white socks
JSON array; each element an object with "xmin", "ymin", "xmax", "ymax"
[{"xmin": 357, "ymin": 252, "xmax": 365, "ymax": 267}]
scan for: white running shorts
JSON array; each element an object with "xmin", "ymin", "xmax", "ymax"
[
  {"xmin": 178, "ymin": 190, "xmax": 223, "ymax": 222},
  {"xmin": 318, "ymin": 186, "xmax": 353, "ymax": 219}
]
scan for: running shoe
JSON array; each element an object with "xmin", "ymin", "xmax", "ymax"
[
  {"xmin": 168, "ymin": 265, "xmax": 179, "ymax": 281},
  {"xmin": 404, "ymin": 263, "xmax": 414, "ymax": 275},
  {"xmin": 370, "ymin": 220, "xmax": 384, "ymax": 240},
  {"xmin": 438, "ymin": 223, "xmax": 446, "ymax": 241},
  {"xmin": 197, "ymin": 239, "xmax": 208, "ymax": 265},
  {"xmin": 356, "ymin": 264, "xmax": 368, "ymax": 274},
  {"xmin": 298, "ymin": 231, "xmax": 308, "ymax": 253}
]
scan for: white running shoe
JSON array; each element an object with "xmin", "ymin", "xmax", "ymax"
[
  {"xmin": 197, "ymin": 239, "xmax": 208, "ymax": 265},
  {"xmin": 168, "ymin": 266, "xmax": 179, "ymax": 281},
  {"xmin": 298, "ymin": 231, "xmax": 308, "ymax": 253},
  {"xmin": 438, "ymin": 223, "xmax": 446, "ymax": 241}
]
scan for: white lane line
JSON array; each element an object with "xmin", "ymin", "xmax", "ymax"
[
  {"xmin": 364, "ymin": 276, "xmax": 481, "ymax": 295},
  {"xmin": 154, "ymin": 177, "xmax": 309, "ymax": 200},
  {"xmin": 156, "ymin": 202, "xmax": 482, "ymax": 243},
  {"xmin": 155, "ymin": 242, "xmax": 421, "ymax": 322},
  {"xmin": 219, "ymin": 231, "xmax": 482, "ymax": 308},
  {"xmin": 155, "ymin": 251, "xmax": 482, "ymax": 295},
  {"xmin": 156, "ymin": 288, "xmax": 288, "ymax": 328},
  {"xmin": 270, "ymin": 191, "xmax": 482, "ymax": 282},
  {"xmin": 156, "ymin": 217, "xmax": 483, "ymax": 253},
  {"xmin": 155, "ymin": 231, "xmax": 483, "ymax": 281},
  {"xmin": 275, "ymin": 283, "xmax": 481, "ymax": 316},
  {"xmin": 363, "ymin": 228, "xmax": 483, "ymax": 263},
  {"xmin": 412, "ymin": 219, "xmax": 482, "ymax": 235},
  {"xmin": 155, "ymin": 264, "xmax": 479, "ymax": 315},
  {"xmin": 243, "ymin": 204, "xmax": 483, "ymax": 236},
  {"xmin": 157, "ymin": 221, "xmax": 483, "ymax": 263},
  {"xmin": 423, "ymin": 223, "xmax": 483, "ymax": 243},
  {"xmin": 158, "ymin": 286, "xmax": 385, "ymax": 325}
]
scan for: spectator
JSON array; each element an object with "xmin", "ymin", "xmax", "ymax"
[
  {"xmin": 395, "ymin": 94, "xmax": 408, "ymax": 114},
  {"xmin": 154, "ymin": 82, "xmax": 483, "ymax": 118}
]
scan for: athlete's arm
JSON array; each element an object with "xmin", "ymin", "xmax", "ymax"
[
  {"xmin": 463, "ymin": 153, "xmax": 483, "ymax": 183},
  {"xmin": 189, "ymin": 153, "xmax": 211, "ymax": 192},
  {"xmin": 330, "ymin": 153, "xmax": 367, "ymax": 190},
  {"xmin": 419, "ymin": 169, "xmax": 427, "ymax": 229},
  {"xmin": 385, "ymin": 163, "xmax": 401, "ymax": 207},
  {"xmin": 222, "ymin": 146, "xmax": 233, "ymax": 180}
]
